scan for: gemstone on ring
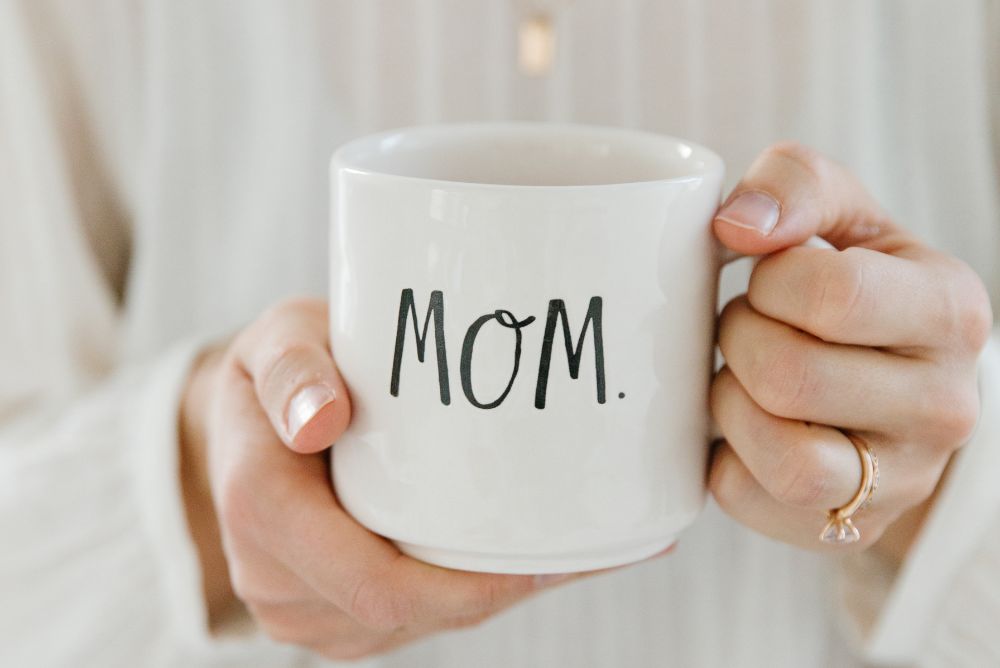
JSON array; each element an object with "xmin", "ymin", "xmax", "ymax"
[{"xmin": 820, "ymin": 516, "xmax": 861, "ymax": 545}]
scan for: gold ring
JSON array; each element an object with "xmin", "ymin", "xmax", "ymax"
[{"xmin": 819, "ymin": 434, "xmax": 879, "ymax": 545}]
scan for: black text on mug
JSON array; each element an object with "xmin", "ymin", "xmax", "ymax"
[{"xmin": 389, "ymin": 289, "xmax": 616, "ymax": 409}]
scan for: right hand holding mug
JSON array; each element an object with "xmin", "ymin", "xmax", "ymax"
[{"xmin": 709, "ymin": 142, "xmax": 992, "ymax": 560}]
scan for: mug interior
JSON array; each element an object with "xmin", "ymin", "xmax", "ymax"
[{"xmin": 333, "ymin": 123, "xmax": 722, "ymax": 187}]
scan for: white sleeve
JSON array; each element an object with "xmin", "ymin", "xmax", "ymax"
[
  {"xmin": 0, "ymin": 340, "xmax": 216, "ymax": 665},
  {"xmin": 836, "ymin": 7, "xmax": 1000, "ymax": 661},
  {"xmin": 0, "ymin": 345, "xmax": 302, "ymax": 667},
  {"xmin": 0, "ymin": 3, "xmax": 296, "ymax": 665},
  {"xmin": 835, "ymin": 335, "xmax": 1000, "ymax": 666}
]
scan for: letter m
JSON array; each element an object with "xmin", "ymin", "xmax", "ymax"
[
  {"xmin": 535, "ymin": 297, "xmax": 606, "ymax": 409},
  {"xmin": 390, "ymin": 289, "xmax": 451, "ymax": 405}
]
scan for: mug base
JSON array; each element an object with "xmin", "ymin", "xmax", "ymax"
[{"xmin": 394, "ymin": 536, "xmax": 676, "ymax": 574}]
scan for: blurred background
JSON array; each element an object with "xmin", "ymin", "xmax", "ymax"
[{"xmin": 2, "ymin": 2, "xmax": 999, "ymax": 667}]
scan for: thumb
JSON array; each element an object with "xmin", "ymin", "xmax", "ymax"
[
  {"xmin": 712, "ymin": 141, "xmax": 914, "ymax": 257},
  {"xmin": 233, "ymin": 298, "xmax": 352, "ymax": 454}
]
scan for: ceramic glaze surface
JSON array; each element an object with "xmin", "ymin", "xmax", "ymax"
[{"xmin": 330, "ymin": 123, "xmax": 724, "ymax": 573}]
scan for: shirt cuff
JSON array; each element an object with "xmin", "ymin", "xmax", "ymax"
[{"xmin": 836, "ymin": 335, "xmax": 1000, "ymax": 665}]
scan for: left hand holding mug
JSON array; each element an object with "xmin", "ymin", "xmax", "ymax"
[
  {"xmin": 709, "ymin": 142, "xmax": 993, "ymax": 557},
  {"xmin": 180, "ymin": 299, "xmax": 669, "ymax": 660}
]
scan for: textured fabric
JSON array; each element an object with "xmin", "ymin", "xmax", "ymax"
[
  {"xmin": 836, "ymin": 340, "xmax": 1000, "ymax": 665},
  {"xmin": 1, "ymin": 1, "xmax": 999, "ymax": 666}
]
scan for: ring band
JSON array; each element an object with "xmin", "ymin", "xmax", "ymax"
[{"xmin": 819, "ymin": 434, "xmax": 879, "ymax": 545}]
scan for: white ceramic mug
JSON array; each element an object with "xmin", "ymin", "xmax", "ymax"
[{"xmin": 329, "ymin": 123, "xmax": 725, "ymax": 574}]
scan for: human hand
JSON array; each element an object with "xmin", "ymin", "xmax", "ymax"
[
  {"xmin": 708, "ymin": 142, "xmax": 992, "ymax": 556},
  {"xmin": 180, "ymin": 299, "xmax": 653, "ymax": 660}
]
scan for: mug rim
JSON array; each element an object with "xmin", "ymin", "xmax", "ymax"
[{"xmin": 331, "ymin": 121, "xmax": 724, "ymax": 191}]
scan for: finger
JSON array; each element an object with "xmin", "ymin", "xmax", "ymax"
[
  {"xmin": 211, "ymin": 366, "xmax": 391, "ymax": 614},
  {"xmin": 233, "ymin": 298, "xmax": 351, "ymax": 453},
  {"xmin": 718, "ymin": 296, "xmax": 940, "ymax": 434},
  {"xmin": 286, "ymin": 480, "xmax": 654, "ymax": 634},
  {"xmin": 710, "ymin": 366, "xmax": 861, "ymax": 510},
  {"xmin": 712, "ymin": 141, "xmax": 918, "ymax": 256},
  {"xmin": 269, "ymin": 547, "xmax": 677, "ymax": 659},
  {"xmin": 280, "ymin": 466, "xmax": 658, "ymax": 633},
  {"xmin": 209, "ymin": 367, "xmax": 334, "ymax": 602},
  {"xmin": 708, "ymin": 441, "xmax": 886, "ymax": 551},
  {"xmin": 709, "ymin": 366, "xmax": 944, "ymax": 512},
  {"xmin": 748, "ymin": 245, "xmax": 992, "ymax": 353},
  {"xmin": 711, "ymin": 367, "xmax": 951, "ymax": 510}
]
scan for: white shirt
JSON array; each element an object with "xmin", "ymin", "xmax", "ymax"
[{"xmin": 2, "ymin": 1, "xmax": 1000, "ymax": 666}]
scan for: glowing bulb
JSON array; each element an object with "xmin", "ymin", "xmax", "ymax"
[{"xmin": 518, "ymin": 14, "xmax": 556, "ymax": 77}]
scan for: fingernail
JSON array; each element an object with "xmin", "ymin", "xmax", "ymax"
[
  {"xmin": 533, "ymin": 573, "xmax": 572, "ymax": 588},
  {"xmin": 286, "ymin": 384, "xmax": 336, "ymax": 442},
  {"xmin": 715, "ymin": 190, "xmax": 781, "ymax": 236}
]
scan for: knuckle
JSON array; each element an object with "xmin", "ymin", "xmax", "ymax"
[
  {"xmin": 925, "ymin": 382, "xmax": 980, "ymax": 445},
  {"xmin": 763, "ymin": 141, "xmax": 828, "ymax": 181},
  {"xmin": 949, "ymin": 262, "xmax": 993, "ymax": 351},
  {"xmin": 348, "ymin": 571, "xmax": 411, "ymax": 632},
  {"xmin": 719, "ymin": 295, "xmax": 744, "ymax": 324},
  {"xmin": 257, "ymin": 297, "xmax": 321, "ymax": 328},
  {"xmin": 219, "ymin": 346, "xmax": 244, "ymax": 378},
  {"xmin": 716, "ymin": 297, "xmax": 749, "ymax": 357},
  {"xmin": 259, "ymin": 341, "xmax": 321, "ymax": 390},
  {"xmin": 708, "ymin": 447, "xmax": 755, "ymax": 511},
  {"xmin": 717, "ymin": 297, "xmax": 740, "ymax": 352},
  {"xmin": 750, "ymin": 344, "xmax": 813, "ymax": 417},
  {"xmin": 709, "ymin": 367, "xmax": 736, "ymax": 413},
  {"xmin": 768, "ymin": 444, "xmax": 828, "ymax": 507},
  {"xmin": 806, "ymin": 249, "xmax": 868, "ymax": 338}
]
